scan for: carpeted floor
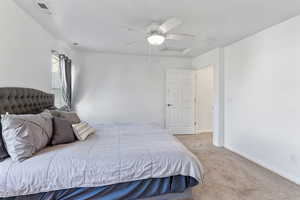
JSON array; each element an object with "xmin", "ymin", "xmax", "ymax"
[{"xmin": 176, "ymin": 133, "xmax": 300, "ymax": 200}]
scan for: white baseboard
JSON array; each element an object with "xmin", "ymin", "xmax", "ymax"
[
  {"xmin": 196, "ymin": 129, "xmax": 212, "ymax": 134},
  {"xmin": 225, "ymin": 145, "xmax": 300, "ymax": 185}
]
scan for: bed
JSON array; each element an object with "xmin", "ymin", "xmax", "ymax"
[{"xmin": 0, "ymin": 88, "xmax": 204, "ymax": 200}]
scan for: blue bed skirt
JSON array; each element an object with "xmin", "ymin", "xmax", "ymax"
[{"xmin": 3, "ymin": 175, "xmax": 198, "ymax": 200}]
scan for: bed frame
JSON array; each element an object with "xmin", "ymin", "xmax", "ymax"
[{"xmin": 0, "ymin": 87, "xmax": 193, "ymax": 200}]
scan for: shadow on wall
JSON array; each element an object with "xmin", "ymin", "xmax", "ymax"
[
  {"xmin": 72, "ymin": 62, "xmax": 84, "ymax": 111},
  {"xmin": 72, "ymin": 53, "xmax": 192, "ymax": 124}
]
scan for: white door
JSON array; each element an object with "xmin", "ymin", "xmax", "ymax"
[{"xmin": 166, "ymin": 69, "xmax": 196, "ymax": 134}]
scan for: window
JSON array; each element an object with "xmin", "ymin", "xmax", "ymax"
[{"xmin": 51, "ymin": 53, "xmax": 64, "ymax": 108}]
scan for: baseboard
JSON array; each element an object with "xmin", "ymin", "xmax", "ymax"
[
  {"xmin": 196, "ymin": 129, "xmax": 212, "ymax": 134},
  {"xmin": 169, "ymin": 128, "xmax": 195, "ymax": 135},
  {"xmin": 225, "ymin": 145, "xmax": 300, "ymax": 185}
]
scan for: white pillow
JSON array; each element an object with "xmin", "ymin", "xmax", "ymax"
[{"xmin": 72, "ymin": 122, "xmax": 95, "ymax": 141}]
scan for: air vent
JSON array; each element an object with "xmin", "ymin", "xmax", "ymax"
[
  {"xmin": 35, "ymin": 0, "xmax": 52, "ymax": 15},
  {"xmin": 37, "ymin": 2, "xmax": 48, "ymax": 9}
]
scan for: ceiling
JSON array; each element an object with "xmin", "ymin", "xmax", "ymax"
[{"xmin": 14, "ymin": 0, "xmax": 300, "ymax": 57}]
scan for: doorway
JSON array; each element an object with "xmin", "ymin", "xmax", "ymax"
[
  {"xmin": 165, "ymin": 67, "xmax": 214, "ymax": 137},
  {"xmin": 195, "ymin": 66, "xmax": 214, "ymax": 134}
]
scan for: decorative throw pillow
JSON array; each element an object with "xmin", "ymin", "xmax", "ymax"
[
  {"xmin": 1, "ymin": 111, "xmax": 53, "ymax": 162},
  {"xmin": 48, "ymin": 110, "xmax": 81, "ymax": 124},
  {"xmin": 51, "ymin": 117, "xmax": 76, "ymax": 145},
  {"xmin": 0, "ymin": 116, "xmax": 9, "ymax": 161},
  {"xmin": 72, "ymin": 122, "xmax": 96, "ymax": 141}
]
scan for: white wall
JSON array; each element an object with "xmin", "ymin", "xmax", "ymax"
[
  {"xmin": 0, "ymin": 0, "xmax": 76, "ymax": 93},
  {"xmin": 224, "ymin": 15, "xmax": 300, "ymax": 184},
  {"xmin": 74, "ymin": 52, "xmax": 192, "ymax": 126},
  {"xmin": 192, "ymin": 48, "xmax": 224, "ymax": 146},
  {"xmin": 195, "ymin": 66, "xmax": 213, "ymax": 133},
  {"xmin": 0, "ymin": 0, "xmax": 54, "ymax": 91}
]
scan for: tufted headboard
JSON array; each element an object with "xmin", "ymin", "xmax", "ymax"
[{"xmin": 0, "ymin": 87, "xmax": 54, "ymax": 115}]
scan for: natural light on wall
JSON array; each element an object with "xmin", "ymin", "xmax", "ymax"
[{"xmin": 51, "ymin": 53, "xmax": 64, "ymax": 108}]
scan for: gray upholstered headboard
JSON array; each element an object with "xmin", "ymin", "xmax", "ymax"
[{"xmin": 0, "ymin": 87, "xmax": 54, "ymax": 114}]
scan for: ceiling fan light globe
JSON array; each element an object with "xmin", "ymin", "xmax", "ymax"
[{"xmin": 147, "ymin": 34, "xmax": 165, "ymax": 46}]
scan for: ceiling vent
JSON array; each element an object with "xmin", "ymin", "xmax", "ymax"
[
  {"xmin": 37, "ymin": 2, "xmax": 48, "ymax": 10},
  {"xmin": 35, "ymin": 0, "xmax": 52, "ymax": 14}
]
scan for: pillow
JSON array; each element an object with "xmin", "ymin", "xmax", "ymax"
[
  {"xmin": 48, "ymin": 110, "xmax": 80, "ymax": 124},
  {"xmin": 1, "ymin": 111, "xmax": 53, "ymax": 162},
  {"xmin": 72, "ymin": 122, "xmax": 95, "ymax": 141},
  {"xmin": 0, "ymin": 116, "xmax": 9, "ymax": 161},
  {"xmin": 51, "ymin": 117, "xmax": 76, "ymax": 145}
]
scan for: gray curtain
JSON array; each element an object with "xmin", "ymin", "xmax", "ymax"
[{"xmin": 59, "ymin": 54, "xmax": 72, "ymax": 111}]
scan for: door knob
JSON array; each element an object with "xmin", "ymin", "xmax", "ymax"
[{"xmin": 167, "ymin": 104, "xmax": 173, "ymax": 107}]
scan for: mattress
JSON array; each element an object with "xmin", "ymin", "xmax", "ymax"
[{"xmin": 0, "ymin": 123, "xmax": 204, "ymax": 198}]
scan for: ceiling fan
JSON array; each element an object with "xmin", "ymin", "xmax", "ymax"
[{"xmin": 127, "ymin": 18, "xmax": 195, "ymax": 47}]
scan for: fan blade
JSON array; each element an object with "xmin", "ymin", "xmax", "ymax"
[
  {"xmin": 166, "ymin": 33, "xmax": 195, "ymax": 40},
  {"xmin": 125, "ymin": 41, "xmax": 141, "ymax": 46},
  {"xmin": 124, "ymin": 26, "xmax": 146, "ymax": 34},
  {"xmin": 160, "ymin": 47, "xmax": 192, "ymax": 55},
  {"xmin": 159, "ymin": 18, "xmax": 182, "ymax": 33},
  {"xmin": 182, "ymin": 48, "xmax": 191, "ymax": 55},
  {"xmin": 160, "ymin": 47, "xmax": 172, "ymax": 52}
]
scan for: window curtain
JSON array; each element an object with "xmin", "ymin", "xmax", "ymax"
[{"xmin": 59, "ymin": 54, "xmax": 72, "ymax": 111}]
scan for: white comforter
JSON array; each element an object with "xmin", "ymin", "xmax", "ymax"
[{"xmin": 0, "ymin": 123, "xmax": 204, "ymax": 197}]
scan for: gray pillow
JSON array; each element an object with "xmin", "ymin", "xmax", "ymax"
[
  {"xmin": 48, "ymin": 110, "xmax": 80, "ymax": 124},
  {"xmin": 0, "ymin": 116, "xmax": 9, "ymax": 161},
  {"xmin": 51, "ymin": 117, "xmax": 76, "ymax": 145},
  {"xmin": 1, "ymin": 112, "xmax": 53, "ymax": 162}
]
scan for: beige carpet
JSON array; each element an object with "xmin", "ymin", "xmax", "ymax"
[{"xmin": 176, "ymin": 133, "xmax": 300, "ymax": 200}]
